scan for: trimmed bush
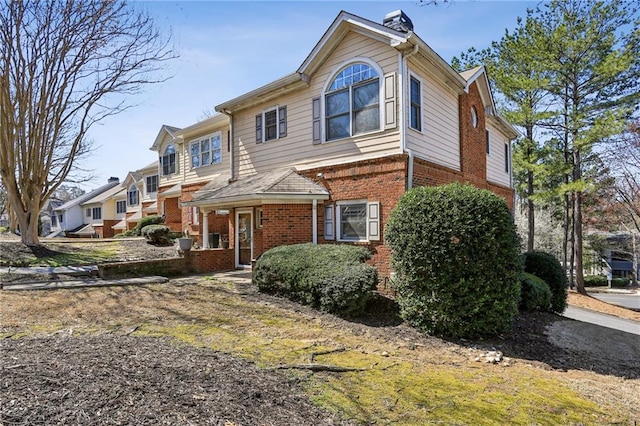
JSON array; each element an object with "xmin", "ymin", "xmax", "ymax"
[
  {"xmin": 522, "ymin": 251, "xmax": 567, "ymax": 313},
  {"xmin": 385, "ymin": 183, "xmax": 522, "ymax": 338},
  {"xmin": 519, "ymin": 273, "xmax": 552, "ymax": 312},
  {"xmin": 131, "ymin": 215, "xmax": 164, "ymax": 236},
  {"xmin": 253, "ymin": 243, "xmax": 377, "ymax": 316},
  {"xmin": 141, "ymin": 224, "xmax": 171, "ymax": 245},
  {"xmin": 583, "ymin": 275, "xmax": 629, "ymax": 288}
]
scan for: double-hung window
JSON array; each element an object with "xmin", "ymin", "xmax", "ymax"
[
  {"xmin": 325, "ymin": 63, "xmax": 380, "ymax": 141},
  {"xmin": 146, "ymin": 175, "xmax": 158, "ymax": 194},
  {"xmin": 86, "ymin": 208, "xmax": 91, "ymax": 218},
  {"xmin": 329, "ymin": 200, "xmax": 380, "ymax": 242},
  {"xmin": 116, "ymin": 200, "xmax": 126, "ymax": 214},
  {"xmin": 128, "ymin": 185, "xmax": 139, "ymax": 206},
  {"xmin": 92, "ymin": 207, "xmax": 102, "ymax": 220},
  {"xmin": 409, "ymin": 75, "xmax": 422, "ymax": 131},
  {"xmin": 191, "ymin": 132, "xmax": 222, "ymax": 168},
  {"xmin": 161, "ymin": 144, "xmax": 176, "ymax": 176},
  {"xmin": 256, "ymin": 107, "xmax": 287, "ymax": 143}
]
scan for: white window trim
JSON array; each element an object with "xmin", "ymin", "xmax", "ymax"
[
  {"xmin": 145, "ymin": 175, "xmax": 158, "ymax": 195},
  {"xmin": 92, "ymin": 207, "xmax": 102, "ymax": 221},
  {"xmin": 256, "ymin": 208, "xmax": 263, "ymax": 229},
  {"xmin": 408, "ymin": 72, "xmax": 423, "ymax": 133},
  {"xmin": 160, "ymin": 143, "xmax": 177, "ymax": 176},
  {"xmin": 486, "ymin": 129, "xmax": 491, "ymax": 155},
  {"xmin": 85, "ymin": 208, "xmax": 91, "ymax": 218},
  {"xmin": 190, "ymin": 132, "xmax": 223, "ymax": 169},
  {"xmin": 116, "ymin": 200, "xmax": 127, "ymax": 215},
  {"xmin": 336, "ymin": 200, "xmax": 380, "ymax": 242},
  {"xmin": 256, "ymin": 106, "xmax": 286, "ymax": 143},
  {"xmin": 320, "ymin": 57, "xmax": 385, "ymax": 143}
]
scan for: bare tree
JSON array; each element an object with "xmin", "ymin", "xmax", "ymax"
[{"xmin": 0, "ymin": 0, "xmax": 173, "ymax": 245}]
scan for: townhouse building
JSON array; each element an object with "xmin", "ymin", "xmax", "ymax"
[{"xmin": 151, "ymin": 10, "xmax": 518, "ymax": 277}]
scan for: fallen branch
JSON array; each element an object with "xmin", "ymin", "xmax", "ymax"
[
  {"xmin": 309, "ymin": 347, "xmax": 345, "ymax": 362},
  {"xmin": 271, "ymin": 363, "xmax": 366, "ymax": 373}
]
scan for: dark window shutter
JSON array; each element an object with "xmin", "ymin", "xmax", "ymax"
[
  {"xmin": 312, "ymin": 97, "xmax": 321, "ymax": 144},
  {"xmin": 278, "ymin": 106, "xmax": 287, "ymax": 137},
  {"xmin": 255, "ymin": 114, "xmax": 262, "ymax": 144}
]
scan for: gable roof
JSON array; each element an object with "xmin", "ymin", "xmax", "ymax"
[
  {"xmin": 216, "ymin": 10, "xmax": 466, "ymax": 113},
  {"xmin": 81, "ymin": 185, "xmax": 126, "ymax": 206},
  {"xmin": 184, "ymin": 169, "xmax": 329, "ymax": 208},
  {"xmin": 54, "ymin": 180, "xmax": 121, "ymax": 212},
  {"xmin": 460, "ymin": 65, "xmax": 519, "ymax": 139},
  {"xmin": 150, "ymin": 124, "xmax": 181, "ymax": 151}
]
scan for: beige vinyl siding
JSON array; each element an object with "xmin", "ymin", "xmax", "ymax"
[
  {"xmin": 180, "ymin": 128, "xmax": 228, "ymax": 186},
  {"xmin": 233, "ymin": 31, "xmax": 401, "ymax": 177},
  {"xmin": 486, "ymin": 120, "xmax": 511, "ymax": 187},
  {"xmin": 405, "ymin": 64, "xmax": 460, "ymax": 171},
  {"xmin": 103, "ymin": 199, "xmax": 116, "ymax": 219}
]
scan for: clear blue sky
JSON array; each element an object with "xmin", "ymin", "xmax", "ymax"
[{"xmin": 83, "ymin": 0, "xmax": 538, "ymax": 189}]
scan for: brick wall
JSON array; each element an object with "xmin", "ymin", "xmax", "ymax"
[
  {"xmin": 261, "ymin": 204, "xmax": 314, "ymax": 257},
  {"xmin": 158, "ymin": 192, "xmax": 181, "ymax": 232},
  {"xmin": 301, "ymin": 155, "xmax": 408, "ymax": 278},
  {"xmin": 459, "ymin": 81, "xmax": 487, "ymax": 187},
  {"xmin": 102, "ymin": 220, "xmax": 118, "ymax": 238},
  {"xmin": 185, "ymin": 248, "xmax": 234, "ymax": 273}
]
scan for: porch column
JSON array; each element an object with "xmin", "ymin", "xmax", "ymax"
[{"xmin": 202, "ymin": 208, "xmax": 210, "ymax": 248}]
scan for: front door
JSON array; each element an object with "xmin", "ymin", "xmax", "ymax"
[{"xmin": 236, "ymin": 210, "xmax": 253, "ymax": 268}]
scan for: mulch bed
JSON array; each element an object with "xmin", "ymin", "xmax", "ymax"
[{"xmin": 1, "ymin": 335, "xmax": 351, "ymax": 425}]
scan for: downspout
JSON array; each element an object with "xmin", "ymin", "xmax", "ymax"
[
  {"xmin": 312, "ymin": 198, "xmax": 318, "ymax": 244},
  {"xmin": 221, "ymin": 109, "xmax": 235, "ymax": 182},
  {"xmin": 400, "ymin": 43, "xmax": 419, "ymax": 189}
]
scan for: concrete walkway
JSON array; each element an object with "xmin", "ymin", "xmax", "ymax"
[{"xmin": 563, "ymin": 306, "xmax": 640, "ymax": 335}]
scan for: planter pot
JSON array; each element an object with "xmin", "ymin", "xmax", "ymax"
[{"xmin": 178, "ymin": 237, "xmax": 193, "ymax": 251}]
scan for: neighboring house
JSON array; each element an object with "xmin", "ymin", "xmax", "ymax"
[
  {"xmin": 49, "ymin": 177, "xmax": 121, "ymax": 237},
  {"xmin": 79, "ymin": 184, "xmax": 126, "ymax": 238},
  {"xmin": 40, "ymin": 197, "xmax": 64, "ymax": 237},
  {"xmin": 118, "ymin": 162, "xmax": 160, "ymax": 232},
  {"xmin": 151, "ymin": 116, "xmax": 231, "ymax": 243},
  {"xmin": 153, "ymin": 10, "xmax": 518, "ymax": 277}
]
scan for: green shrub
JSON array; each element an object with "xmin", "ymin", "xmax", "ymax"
[
  {"xmin": 385, "ymin": 183, "xmax": 522, "ymax": 338},
  {"xmin": 584, "ymin": 275, "xmax": 630, "ymax": 288},
  {"xmin": 141, "ymin": 224, "xmax": 171, "ymax": 246},
  {"xmin": 253, "ymin": 243, "xmax": 377, "ymax": 316},
  {"xmin": 131, "ymin": 215, "xmax": 163, "ymax": 236},
  {"xmin": 519, "ymin": 273, "xmax": 552, "ymax": 312},
  {"xmin": 523, "ymin": 251, "xmax": 567, "ymax": 313}
]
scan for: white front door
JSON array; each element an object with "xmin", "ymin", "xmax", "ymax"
[{"xmin": 235, "ymin": 209, "xmax": 253, "ymax": 268}]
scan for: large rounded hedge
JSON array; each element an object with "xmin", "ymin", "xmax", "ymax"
[
  {"xmin": 519, "ymin": 272, "xmax": 552, "ymax": 312},
  {"xmin": 522, "ymin": 251, "xmax": 567, "ymax": 313},
  {"xmin": 253, "ymin": 243, "xmax": 377, "ymax": 317},
  {"xmin": 385, "ymin": 183, "xmax": 522, "ymax": 338}
]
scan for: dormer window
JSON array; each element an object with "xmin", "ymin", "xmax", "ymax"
[
  {"xmin": 325, "ymin": 62, "xmax": 381, "ymax": 141},
  {"xmin": 128, "ymin": 185, "xmax": 139, "ymax": 206},
  {"xmin": 160, "ymin": 144, "xmax": 176, "ymax": 176}
]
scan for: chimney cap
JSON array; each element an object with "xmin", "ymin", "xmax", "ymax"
[
  {"xmin": 108, "ymin": 176, "xmax": 120, "ymax": 183},
  {"xmin": 383, "ymin": 10, "xmax": 414, "ymax": 33}
]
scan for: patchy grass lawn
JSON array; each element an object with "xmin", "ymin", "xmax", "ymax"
[{"xmin": 1, "ymin": 276, "xmax": 636, "ymax": 425}]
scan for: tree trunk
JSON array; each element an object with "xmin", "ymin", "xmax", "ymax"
[
  {"xmin": 562, "ymin": 193, "xmax": 571, "ymax": 289},
  {"xmin": 573, "ymin": 147, "xmax": 586, "ymax": 295},
  {"xmin": 527, "ymin": 177, "xmax": 534, "ymax": 252}
]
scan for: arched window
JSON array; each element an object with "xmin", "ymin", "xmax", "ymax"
[
  {"xmin": 325, "ymin": 62, "xmax": 380, "ymax": 141},
  {"xmin": 160, "ymin": 144, "xmax": 176, "ymax": 176},
  {"xmin": 128, "ymin": 185, "xmax": 139, "ymax": 206}
]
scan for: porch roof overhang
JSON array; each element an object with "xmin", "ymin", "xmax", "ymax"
[
  {"xmin": 112, "ymin": 219, "xmax": 127, "ymax": 230},
  {"xmin": 160, "ymin": 182, "xmax": 182, "ymax": 198},
  {"xmin": 182, "ymin": 169, "xmax": 330, "ymax": 209}
]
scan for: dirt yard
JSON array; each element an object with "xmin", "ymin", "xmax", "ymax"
[{"xmin": 1, "ymin": 236, "xmax": 639, "ymax": 424}]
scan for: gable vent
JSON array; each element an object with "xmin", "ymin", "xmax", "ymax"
[{"xmin": 383, "ymin": 10, "xmax": 414, "ymax": 33}]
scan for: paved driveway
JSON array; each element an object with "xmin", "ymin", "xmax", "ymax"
[{"xmin": 590, "ymin": 292, "xmax": 640, "ymax": 310}]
